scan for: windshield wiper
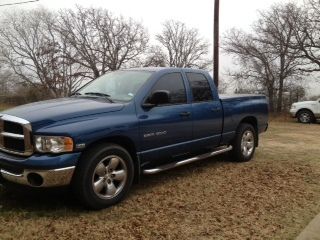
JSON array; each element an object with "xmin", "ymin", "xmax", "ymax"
[
  {"xmin": 84, "ymin": 92, "xmax": 114, "ymax": 103},
  {"xmin": 71, "ymin": 92, "xmax": 82, "ymax": 96}
]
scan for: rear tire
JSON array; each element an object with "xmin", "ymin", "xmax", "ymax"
[
  {"xmin": 231, "ymin": 123, "xmax": 256, "ymax": 162},
  {"xmin": 72, "ymin": 144, "xmax": 134, "ymax": 210},
  {"xmin": 297, "ymin": 110, "xmax": 314, "ymax": 124}
]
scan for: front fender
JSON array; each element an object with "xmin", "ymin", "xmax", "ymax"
[{"xmin": 33, "ymin": 109, "xmax": 140, "ymax": 152}]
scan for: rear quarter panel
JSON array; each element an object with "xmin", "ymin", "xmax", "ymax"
[{"xmin": 220, "ymin": 95, "xmax": 269, "ymax": 145}]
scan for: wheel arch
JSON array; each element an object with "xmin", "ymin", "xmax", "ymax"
[
  {"xmin": 296, "ymin": 108, "xmax": 315, "ymax": 118},
  {"xmin": 238, "ymin": 116, "xmax": 258, "ymax": 147},
  {"xmin": 82, "ymin": 136, "xmax": 140, "ymax": 182}
]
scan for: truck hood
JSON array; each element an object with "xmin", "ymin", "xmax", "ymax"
[
  {"xmin": 292, "ymin": 101, "xmax": 317, "ymax": 106},
  {"xmin": 2, "ymin": 97, "xmax": 124, "ymax": 127}
]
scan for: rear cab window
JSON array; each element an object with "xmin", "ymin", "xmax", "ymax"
[{"xmin": 186, "ymin": 72, "xmax": 213, "ymax": 102}]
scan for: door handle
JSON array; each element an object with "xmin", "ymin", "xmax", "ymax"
[
  {"xmin": 211, "ymin": 107, "xmax": 221, "ymax": 112},
  {"xmin": 180, "ymin": 112, "xmax": 191, "ymax": 117}
]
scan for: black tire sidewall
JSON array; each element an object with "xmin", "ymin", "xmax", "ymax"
[
  {"xmin": 232, "ymin": 124, "xmax": 256, "ymax": 162},
  {"xmin": 73, "ymin": 144, "xmax": 134, "ymax": 210}
]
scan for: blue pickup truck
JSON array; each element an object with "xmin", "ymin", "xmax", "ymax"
[{"xmin": 0, "ymin": 68, "xmax": 268, "ymax": 209}]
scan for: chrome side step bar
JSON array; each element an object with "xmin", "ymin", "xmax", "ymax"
[{"xmin": 143, "ymin": 145, "xmax": 233, "ymax": 175}]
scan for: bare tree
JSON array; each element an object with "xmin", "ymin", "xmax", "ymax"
[
  {"xmin": 217, "ymin": 77, "xmax": 229, "ymax": 94},
  {"xmin": 0, "ymin": 8, "xmax": 83, "ymax": 97},
  {"xmin": 0, "ymin": 7, "xmax": 149, "ymax": 98},
  {"xmin": 0, "ymin": 68, "xmax": 15, "ymax": 95},
  {"xmin": 156, "ymin": 20, "xmax": 211, "ymax": 69},
  {"xmin": 223, "ymin": 3, "xmax": 305, "ymax": 112},
  {"xmin": 58, "ymin": 6, "xmax": 149, "ymax": 79},
  {"xmin": 291, "ymin": 0, "xmax": 320, "ymax": 73},
  {"xmin": 143, "ymin": 46, "xmax": 167, "ymax": 67},
  {"xmin": 287, "ymin": 84, "xmax": 306, "ymax": 102}
]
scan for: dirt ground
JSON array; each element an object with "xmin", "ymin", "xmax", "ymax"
[{"xmin": 0, "ymin": 120, "xmax": 320, "ymax": 240}]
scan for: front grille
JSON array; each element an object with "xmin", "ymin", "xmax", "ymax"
[
  {"xmin": 3, "ymin": 137, "xmax": 25, "ymax": 152},
  {"xmin": 0, "ymin": 114, "xmax": 33, "ymax": 156},
  {"xmin": 3, "ymin": 121, "xmax": 24, "ymax": 134}
]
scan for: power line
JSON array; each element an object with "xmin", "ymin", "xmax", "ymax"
[{"xmin": 0, "ymin": 0, "xmax": 39, "ymax": 7}]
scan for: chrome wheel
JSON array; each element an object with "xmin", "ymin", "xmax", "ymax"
[
  {"xmin": 299, "ymin": 112, "xmax": 311, "ymax": 123},
  {"xmin": 92, "ymin": 155, "xmax": 128, "ymax": 199},
  {"xmin": 241, "ymin": 130, "xmax": 255, "ymax": 158}
]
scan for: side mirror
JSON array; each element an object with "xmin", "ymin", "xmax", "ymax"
[{"xmin": 142, "ymin": 90, "xmax": 170, "ymax": 108}]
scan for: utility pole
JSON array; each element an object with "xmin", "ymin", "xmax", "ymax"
[{"xmin": 214, "ymin": 0, "xmax": 220, "ymax": 87}]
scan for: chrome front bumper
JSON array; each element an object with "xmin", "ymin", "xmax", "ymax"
[{"xmin": 0, "ymin": 166, "xmax": 75, "ymax": 187}]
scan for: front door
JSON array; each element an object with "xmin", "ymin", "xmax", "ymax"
[{"xmin": 137, "ymin": 72, "xmax": 192, "ymax": 166}]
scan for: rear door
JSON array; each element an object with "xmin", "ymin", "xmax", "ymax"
[
  {"xmin": 137, "ymin": 72, "xmax": 192, "ymax": 165},
  {"xmin": 185, "ymin": 72, "xmax": 223, "ymax": 148}
]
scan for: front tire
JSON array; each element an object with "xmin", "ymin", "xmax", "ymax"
[
  {"xmin": 297, "ymin": 110, "xmax": 314, "ymax": 124},
  {"xmin": 72, "ymin": 144, "xmax": 134, "ymax": 210},
  {"xmin": 231, "ymin": 123, "xmax": 256, "ymax": 162}
]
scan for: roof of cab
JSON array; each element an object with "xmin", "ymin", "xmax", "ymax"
[{"xmin": 124, "ymin": 67, "xmax": 209, "ymax": 74}]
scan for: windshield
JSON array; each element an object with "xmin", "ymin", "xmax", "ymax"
[{"xmin": 78, "ymin": 71, "xmax": 153, "ymax": 102}]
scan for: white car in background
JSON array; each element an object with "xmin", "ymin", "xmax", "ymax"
[{"xmin": 290, "ymin": 99, "xmax": 320, "ymax": 123}]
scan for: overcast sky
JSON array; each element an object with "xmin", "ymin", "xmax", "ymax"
[{"xmin": 0, "ymin": 0, "xmax": 318, "ymax": 96}]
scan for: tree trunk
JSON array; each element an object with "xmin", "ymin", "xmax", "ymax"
[
  {"xmin": 276, "ymin": 78, "xmax": 284, "ymax": 113},
  {"xmin": 268, "ymin": 88, "xmax": 275, "ymax": 113},
  {"xmin": 277, "ymin": 53, "xmax": 285, "ymax": 113},
  {"xmin": 93, "ymin": 69, "xmax": 100, "ymax": 79}
]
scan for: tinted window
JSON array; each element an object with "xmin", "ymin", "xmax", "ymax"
[
  {"xmin": 186, "ymin": 73, "xmax": 213, "ymax": 102},
  {"xmin": 149, "ymin": 73, "xmax": 187, "ymax": 105}
]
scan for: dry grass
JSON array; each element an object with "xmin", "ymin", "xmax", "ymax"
[{"xmin": 0, "ymin": 121, "xmax": 320, "ymax": 240}]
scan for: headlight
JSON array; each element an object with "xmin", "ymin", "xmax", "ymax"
[
  {"xmin": 34, "ymin": 136, "xmax": 74, "ymax": 153},
  {"xmin": 291, "ymin": 105, "xmax": 296, "ymax": 109}
]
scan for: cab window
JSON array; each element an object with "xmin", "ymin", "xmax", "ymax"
[
  {"xmin": 186, "ymin": 73, "xmax": 213, "ymax": 102},
  {"xmin": 148, "ymin": 73, "xmax": 187, "ymax": 105}
]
